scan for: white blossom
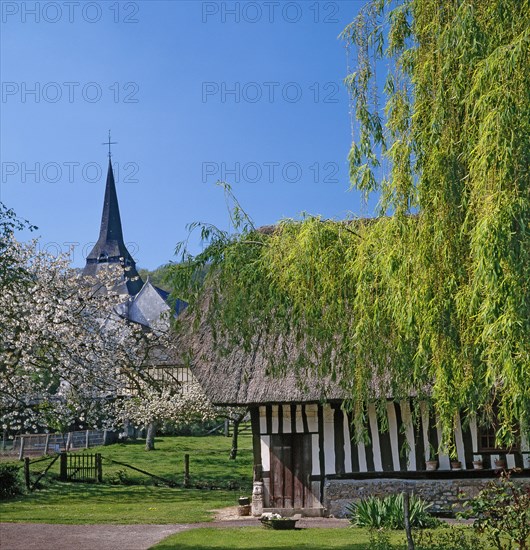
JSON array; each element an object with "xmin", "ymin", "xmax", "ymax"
[{"xmin": 0, "ymin": 235, "xmax": 211, "ymax": 434}]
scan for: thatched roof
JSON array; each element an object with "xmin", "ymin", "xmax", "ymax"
[
  {"xmin": 178, "ymin": 316, "xmax": 347, "ymax": 406},
  {"xmin": 174, "ymin": 220, "xmax": 417, "ymax": 407}
]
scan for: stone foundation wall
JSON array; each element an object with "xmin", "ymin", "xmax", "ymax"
[{"xmin": 324, "ymin": 477, "xmax": 530, "ymax": 518}]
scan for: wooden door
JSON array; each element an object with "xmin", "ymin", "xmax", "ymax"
[{"xmin": 270, "ymin": 434, "xmax": 313, "ymax": 509}]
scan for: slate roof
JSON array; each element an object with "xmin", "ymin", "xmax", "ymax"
[{"xmin": 115, "ymin": 279, "xmax": 169, "ymax": 327}]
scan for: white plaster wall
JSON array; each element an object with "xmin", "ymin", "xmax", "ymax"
[
  {"xmin": 323, "ymin": 405, "xmax": 335, "ymax": 475},
  {"xmin": 368, "ymin": 404, "xmax": 383, "ymax": 471},
  {"xmin": 261, "ymin": 435, "xmax": 270, "ymax": 471}
]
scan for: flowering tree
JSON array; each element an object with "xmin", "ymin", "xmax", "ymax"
[
  {"xmin": 0, "ymin": 235, "xmax": 142, "ymax": 433},
  {"xmin": 0, "ymin": 209, "xmax": 212, "ymax": 441},
  {"xmin": 118, "ymin": 384, "xmax": 216, "ymax": 450}
]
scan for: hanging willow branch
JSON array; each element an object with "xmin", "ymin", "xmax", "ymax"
[{"xmin": 169, "ymin": 0, "xmax": 530, "ymax": 451}]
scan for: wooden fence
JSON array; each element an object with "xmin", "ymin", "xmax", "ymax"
[
  {"xmin": 21, "ymin": 452, "xmax": 218, "ymax": 490},
  {"xmin": 7, "ymin": 429, "xmax": 116, "ymax": 459}
]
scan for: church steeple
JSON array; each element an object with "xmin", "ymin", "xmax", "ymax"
[
  {"xmin": 83, "ymin": 157, "xmax": 144, "ymax": 296},
  {"xmin": 88, "ymin": 158, "xmax": 126, "ymax": 258}
]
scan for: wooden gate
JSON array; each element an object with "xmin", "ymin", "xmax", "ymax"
[
  {"xmin": 270, "ymin": 434, "xmax": 313, "ymax": 509},
  {"xmin": 59, "ymin": 452, "xmax": 102, "ymax": 482}
]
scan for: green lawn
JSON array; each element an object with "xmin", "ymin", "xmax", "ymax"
[
  {"xmin": 152, "ymin": 526, "xmax": 493, "ymax": 550},
  {"xmin": 94, "ymin": 431, "xmax": 253, "ymax": 490},
  {"xmin": 0, "ymin": 484, "xmax": 240, "ymax": 524},
  {"xmin": 0, "ymin": 432, "xmax": 254, "ymax": 524},
  {"xmin": 152, "ymin": 527, "xmax": 382, "ymax": 550},
  {"xmin": 2, "ymin": 430, "xmax": 254, "ymax": 489}
]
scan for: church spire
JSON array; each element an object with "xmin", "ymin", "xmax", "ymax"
[
  {"xmin": 83, "ymin": 150, "xmax": 143, "ymax": 296},
  {"xmin": 92, "ymin": 158, "xmax": 125, "ymax": 252}
]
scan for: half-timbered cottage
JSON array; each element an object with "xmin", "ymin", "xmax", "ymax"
[{"xmin": 185, "ymin": 321, "xmax": 530, "ymax": 517}]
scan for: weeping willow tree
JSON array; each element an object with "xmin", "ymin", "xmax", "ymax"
[{"xmin": 169, "ymin": 0, "xmax": 529, "ymax": 452}]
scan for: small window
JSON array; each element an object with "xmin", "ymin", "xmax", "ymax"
[
  {"xmin": 479, "ymin": 424, "xmax": 498, "ymax": 451},
  {"xmin": 478, "ymin": 409, "xmax": 519, "ymax": 452}
]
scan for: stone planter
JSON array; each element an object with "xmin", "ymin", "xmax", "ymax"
[
  {"xmin": 260, "ymin": 518, "xmax": 298, "ymax": 530},
  {"xmin": 238, "ymin": 504, "xmax": 251, "ymax": 516},
  {"xmin": 237, "ymin": 496, "xmax": 251, "ymax": 516}
]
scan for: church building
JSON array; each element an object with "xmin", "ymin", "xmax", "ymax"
[
  {"xmin": 82, "ymin": 155, "xmax": 172, "ymax": 326},
  {"xmin": 82, "ymin": 149, "xmax": 189, "ymax": 390}
]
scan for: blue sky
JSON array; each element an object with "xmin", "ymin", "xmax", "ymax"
[{"xmin": 1, "ymin": 0, "xmax": 375, "ymax": 269}]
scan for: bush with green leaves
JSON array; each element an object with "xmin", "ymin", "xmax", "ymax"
[
  {"xmin": 367, "ymin": 528, "xmax": 397, "ymax": 550},
  {"xmin": 363, "ymin": 525, "xmax": 484, "ymax": 550},
  {"xmin": 104, "ymin": 468, "xmax": 131, "ymax": 486},
  {"xmin": 414, "ymin": 527, "xmax": 482, "ymax": 550},
  {"xmin": 460, "ymin": 473, "xmax": 530, "ymax": 550},
  {"xmin": 0, "ymin": 463, "xmax": 23, "ymax": 500},
  {"xmin": 347, "ymin": 493, "xmax": 440, "ymax": 530}
]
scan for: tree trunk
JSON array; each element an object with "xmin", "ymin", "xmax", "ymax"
[
  {"xmin": 145, "ymin": 422, "xmax": 157, "ymax": 451},
  {"xmin": 229, "ymin": 415, "xmax": 244, "ymax": 460},
  {"xmin": 403, "ymin": 491, "xmax": 415, "ymax": 550}
]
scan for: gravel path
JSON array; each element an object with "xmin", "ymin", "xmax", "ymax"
[
  {"xmin": 0, "ymin": 517, "xmax": 349, "ymax": 550},
  {"xmin": 0, "ymin": 523, "xmax": 193, "ymax": 550}
]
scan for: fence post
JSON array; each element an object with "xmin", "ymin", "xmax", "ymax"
[
  {"xmin": 18, "ymin": 436, "xmax": 25, "ymax": 460},
  {"xmin": 96, "ymin": 453, "xmax": 103, "ymax": 483},
  {"xmin": 24, "ymin": 457, "xmax": 31, "ymax": 490},
  {"xmin": 184, "ymin": 454, "xmax": 190, "ymax": 488},
  {"xmin": 60, "ymin": 452, "xmax": 67, "ymax": 481}
]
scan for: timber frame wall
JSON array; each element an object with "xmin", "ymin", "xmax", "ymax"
[{"xmin": 250, "ymin": 401, "xmax": 530, "ymax": 513}]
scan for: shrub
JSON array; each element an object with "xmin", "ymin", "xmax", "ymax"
[
  {"xmin": 414, "ymin": 527, "xmax": 482, "ymax": 550},
  {"xmin": 460, "ymin": 472, "xmax": 530, "ymax": 550},
  {"xmin": 105, "ymin": 468, "xmax": 132, "ymax": 485},
  {"xmin": 346, "ymin": 493, "xmax": 441, "ymax": 530},
  {"xmin": 368, "ymin": 528, "xmax": 396, "ymax": 550},
  {"xmin": 0, "ymin": 463, "xmax": 23, "ymax": 500}
]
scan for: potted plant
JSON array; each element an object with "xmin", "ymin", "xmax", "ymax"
[
  {"xmin": 426, "ymin": 444, "xmax": 438, "ymax": 470},
  {"xmin": 451, "ymin": 459, "xmax": 462, "ymax": 470},
  {"xmin": 426, "ymin": 458, "xmax": 438, "ymax": 471},
  {"xmin": 472, "ymin": 457, "xmax": 484, "ymax": 470},
  {"xmin": 494, "ymin": 457, "xmax": 507, "ymax": 470},
  {"xmin": 238, "ymin": 496, "xmax": 251, "ymax": 516}
]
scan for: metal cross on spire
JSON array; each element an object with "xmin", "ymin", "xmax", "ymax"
[{"xmin": 102, "ymin": 130, "xmax": 117, "ymax": 158}]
